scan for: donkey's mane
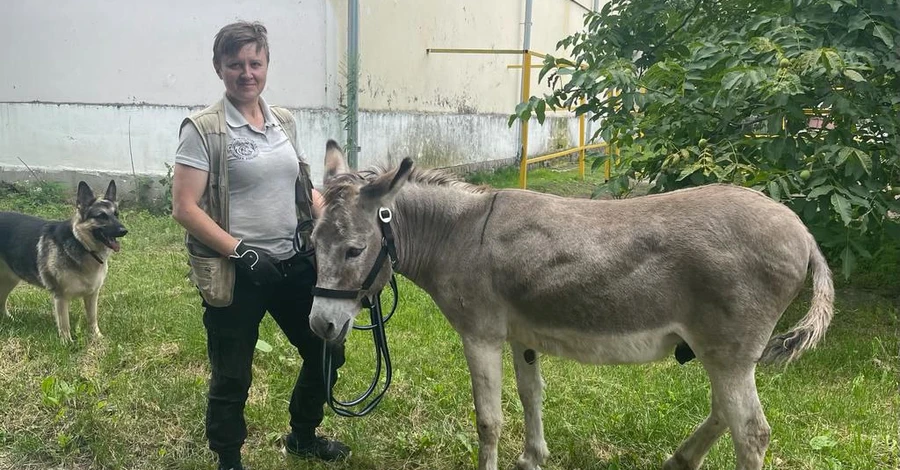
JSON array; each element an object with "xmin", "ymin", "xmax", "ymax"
[{"xmin": 323, "ymin": 165, "xmax": 489, "ymax": 206}]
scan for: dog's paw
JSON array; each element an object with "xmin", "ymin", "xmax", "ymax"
[
  {"xmin": 58, "ymin": 331, "xmax": 74, "ymax": 343},
  {"xmin": 91, "ymin": 329, "xmax": 104, "ymax": 340}
]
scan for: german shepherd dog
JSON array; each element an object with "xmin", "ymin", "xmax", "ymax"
[{"xmin": 0, "ymin": 180, "xmax": 127, "ymax": 341}]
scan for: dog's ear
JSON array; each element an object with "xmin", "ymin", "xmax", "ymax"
[
  {"xmin": 324, "ymin": 139, "xmax": 349, "ymax": 185},
  {"xmin": 76, "ymin": 181, "xmax": 95, "ymax": 209},
  {"xmin": 104, "ymin": 180, "xmax": 117, "ymax": 202}
]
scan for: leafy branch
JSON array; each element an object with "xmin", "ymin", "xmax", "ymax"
[{"xmin": 511, "ymin": 0, "xmax": 900, "ymax": 278}]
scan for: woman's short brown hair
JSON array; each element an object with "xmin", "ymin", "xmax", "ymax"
[{"xmin": 212, "ymin": 21, "xmax": 270, "ymax": 71}]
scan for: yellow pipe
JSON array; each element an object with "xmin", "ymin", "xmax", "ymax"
[
  {"xmin": 605, "ymin": 148, "xmax": 613, "ymax": 180},
  {"xmin": 579, "ymin": 99, "xmax": 586, "ymax": 180},
  {"xmin": 524, "ymin": 143, "xmax": 608, "ymax": 165},
  {"xmin": 519, "ymin": 51, "xmax": 532, "ymax": 189},
  {"xmin": 605, "ymin": 89, "xmax": 619, "ymax": 181},
  {"xmin": 527, "ymin": 149, "xmax": 579, "ymax": 164},
  {"xmin": 426, "ymin": 48, "xmax": 524, "ymax": 55},
  {"xmin": 425, "ymin": 48, "xmax": 549, "ymax": 58},
  {"xmin": 582, "ymin": 143, "xmax": 608, "ymax": 151}
]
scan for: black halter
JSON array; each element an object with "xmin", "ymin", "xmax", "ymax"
[
  {"xmin": 311, "ymin": 207, "xmax": 399, "ymax": 417},
  {"xmin": 310, "ymin": 207, "xmax": 397, "ymax": 302}
]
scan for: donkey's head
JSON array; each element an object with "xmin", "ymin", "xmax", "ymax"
[{"xmin": 309, "ymin": 141, "xmax": 414, "ymax": 342}]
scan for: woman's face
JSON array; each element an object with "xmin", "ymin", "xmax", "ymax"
[{"xmin": 217, "ymin": 43, "xmax": 268, "ymax": 106}]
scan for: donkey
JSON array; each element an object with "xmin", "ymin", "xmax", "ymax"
[{"xmin": 309, "ymin": 142, "xmax": 834, "ymax": 470}]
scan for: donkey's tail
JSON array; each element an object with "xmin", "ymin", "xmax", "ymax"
[{"xmin": 759, "ymin": 236, "xmax": 835, "ymax": 364}]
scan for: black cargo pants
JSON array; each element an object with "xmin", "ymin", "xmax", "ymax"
[{"xmin": 201, "ymin": 253, "xmax": 345, "ymax": 455}]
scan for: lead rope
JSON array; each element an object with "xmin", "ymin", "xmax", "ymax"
[
  {"xmin": 316, "ymin": 207, "xmax": 399, "ymax": 417},
  {"xmin": 323, "ymin": 275, "xmax": 398, "ymax": 417}
]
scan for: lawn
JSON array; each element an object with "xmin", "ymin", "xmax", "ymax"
[
  {"xmin": 466, "ymin": 156, "xmax": 611, "ymax": 197},
  {"xmin": 0, "ymin": 171, "xmax": 897, "ymax": 470}
]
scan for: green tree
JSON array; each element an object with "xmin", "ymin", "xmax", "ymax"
[{"xmin": 513, "ymin": 0, "xmax": 900, "ymax": 277}]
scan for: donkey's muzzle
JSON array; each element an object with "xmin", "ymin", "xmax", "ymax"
[{"xmin": 310, "ymin": 313, "xmax": 351, "ymax": 343}]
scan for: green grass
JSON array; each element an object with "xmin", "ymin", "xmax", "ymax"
[
  {"xmin": 0, "ymin": 176, "xmax": 897, "ymax": 470},
  {"xmin": 465, "ymin": 157, "xmax": 610, "ymax": 198}
]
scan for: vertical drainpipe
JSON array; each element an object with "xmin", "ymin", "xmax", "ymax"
[
  {"xmin": 348, "ymin": 0, "xmax": 360, "ymax": 169},
  {"xmin": 517, "ymin": 0, "xmax": 534, "ymax": 164},
  {"xmin": 523, "ymin": 0, "xmax": 533, "ymax": 50}
]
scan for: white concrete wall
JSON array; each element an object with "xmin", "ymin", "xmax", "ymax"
[
  {"xmin": 0, "ymin": 102, "xmax": 343, "ymax": 190},
  {"xmin": 335, "ymin": 0, "xmax": 595, "ymax": 169},
  {"xmin": 1, "ymin": 0, "xmax": 336, "ymax": 108},
  {"xmin": 343, "ymin": 0, "xmax": 592, "ymax": 113},
  {"xmin": 0, "ymin": 0, "xmax": 600, "ymax": 189},
  {"xmin": 0, "ymin": 0, "xmax": 342, "ymax": 183}
]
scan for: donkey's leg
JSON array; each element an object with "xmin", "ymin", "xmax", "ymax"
[
  {"xmin": 510, "ymin": 342, "xmax": 549, "ymax": 470},
  {"xmin": 707, "ymin": 362, "xmax": 771, "ymax": 470},
  {"xmin": 663, "ymin": 386, "xmax": 727, "ymax": 470},
  {"xmin": 462, "ymin": 339, "xmax": 504, "ymax": 470}
]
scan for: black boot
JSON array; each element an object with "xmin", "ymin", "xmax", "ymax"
[
  {"xmin": 282, "ymin": 432, "xmax": 351, "ymax": 461},
  {"xmin": 217, "ymin": 449, "xmax": 245, "ymax": 470}
]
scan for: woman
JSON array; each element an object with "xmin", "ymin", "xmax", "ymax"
[{"xmin": 171, "ymin": 21, "xmax": 348, "ymax": 470}]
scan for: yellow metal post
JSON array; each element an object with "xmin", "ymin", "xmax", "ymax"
[
  {"xmin": 603, "ymin": 89, "xmax": 617, "ymax": 181},
  {"xmin": 518, "ymin": 51, "xmax": 532, "ymax": 189},
  {"xmin": 605, "ymin": 146, "xmax": 613, "ymax": 180},
  {"xmin": 578, "ymin": 98, "xmax": 586, "ymax": 180}
]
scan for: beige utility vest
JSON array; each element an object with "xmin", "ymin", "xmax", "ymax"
[
  {"xmin": 180, "ymin": 98, "xmax": 316, "ymax": 256},
  {"xmin": 179, "ymin": 99, "xmax": 316, "ymax": 307}
]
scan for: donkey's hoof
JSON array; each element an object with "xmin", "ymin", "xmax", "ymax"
[
  {"xmin": 515, "ymin": 446, "xmax": 549, "ymax": 470},
  {"xmin": 515, "ymin": 462, "xmax": 541, "ymax": 470},
  {"xmin": 662, "ymin": 454, "xmax": 694, "ymax": 470}
]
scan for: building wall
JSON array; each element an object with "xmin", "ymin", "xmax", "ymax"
[
  {"xmin": 0, "ymin": 0, "xmax": 598, "ymax": 190},
  {"xmin": 1, "ymin": 0, "xmax": 336, "ymax": 108},
  {"xmin": 341, "ymin": 0, "xmax": 591, "ymax": 113},
  {"xmin": 331, "ymin": 0, "xmax": 593, "ymax": 175}
]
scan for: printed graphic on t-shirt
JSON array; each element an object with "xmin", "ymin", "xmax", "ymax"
[{"xmin": 228, "ymin": 138, "xmax": 260, "ymax": 161}]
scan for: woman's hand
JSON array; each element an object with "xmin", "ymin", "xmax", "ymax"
[
  {"xmin": 312, "ymin": 188, "xmax": 325, "ymax": 219},
  {"xmin": 230, "ymin": 240, "xmax": 283, "ymax": 285}
]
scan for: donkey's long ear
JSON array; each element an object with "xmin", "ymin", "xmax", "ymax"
[
  {"xmin": 324, "ymin": 139, "xmax": 349, "ymax": 185},
  {"xmin": 360, "ymin": 158, "xmax": 414, "ymax": 208},
  {"xmin": 76, "ymin": 181, "xmax": 95, "ymax": 210},
  {"xmin": 104, "ymin": 180, "xmax": 117, "ymax": 202}
]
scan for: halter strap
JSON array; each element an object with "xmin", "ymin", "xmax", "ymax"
[
  {"xmin": 309, "ymin": 287, "xmax": 357, "ymax": 299},
  {"xmin": 311, "ymin": 207, "xmax": 397, "ymax": 300},
  {"xmin": 317, "ymin": 207, "xmax": 400, "ymax": 418}
]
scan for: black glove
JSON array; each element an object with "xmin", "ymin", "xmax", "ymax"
[{"xmin": 230, "ymin": 240, "xmax": 283, "ymax": 285}]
